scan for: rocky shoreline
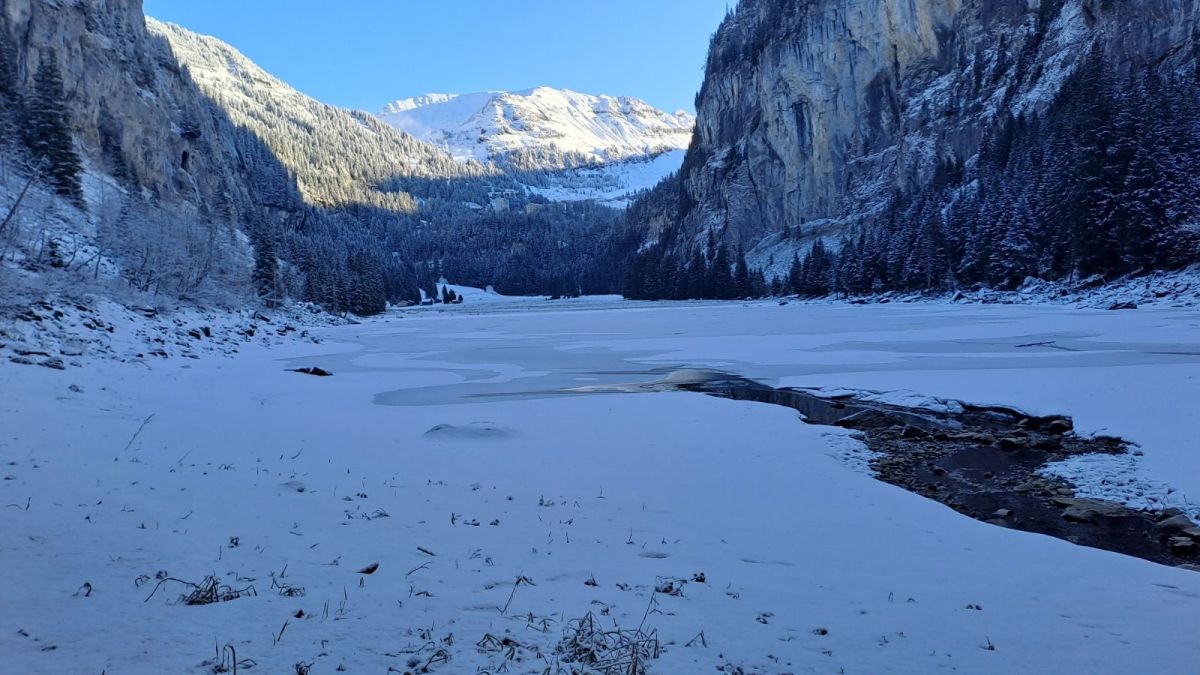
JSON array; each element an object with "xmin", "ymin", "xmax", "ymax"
[{"xmin": 686, "ymin": 376, "xmax": 1200, "ymax": 570}]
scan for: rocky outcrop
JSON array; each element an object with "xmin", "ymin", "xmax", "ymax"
[
  {"xmin": 1, "ymin": 0, "xmax": 246, "ymax": 214},
  {"xmin": 658, "ymin": 0, "xmax": 1200, "ymax": 264}
]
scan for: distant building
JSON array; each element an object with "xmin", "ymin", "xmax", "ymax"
[
  {"xmin": 525, "ymin": 202, "xmax": 545, "ymax": 215},
  {"xmin": 490, "ymin": 197, "xmax": 510, "ymax": 213}
]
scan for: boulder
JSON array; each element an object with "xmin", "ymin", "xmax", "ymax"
[
  {"xmin": 1155, "ymin": 515, "xmax": 1196, "ymax": 534},
  {"xmin": 1053, "ymin": 497, "xmax": 1128, "ymax": 522},
  {"xmin": 1168, "ymin": 537, "xmax": 1197, "ymax": 555},
  {"xmin": 1062, "ymin": 506, "xmax": 1099, "ymax": 523},
  {"xmin": 1107, "ymin": 301, "xmax": 1138, "ymax": 311},
  {"xmin": 292, "ymin": 367, "xmax": 332, "ymax": 377},
  {"xmin": 1044, "ymin": 419, "xmax": 1074, "ymax": 435},
  {"xmin": 995, "ymin": 436, "xmax": 1028, "ymax": 450}
]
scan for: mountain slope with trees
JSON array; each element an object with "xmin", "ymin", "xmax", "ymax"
[
  {"xmin": 1, "ymin": 2, "xmax": 632, "ymax": 320},
  {"xmin": 624, "ymin": 0, "xmax": 1200, "ymax": 299}
]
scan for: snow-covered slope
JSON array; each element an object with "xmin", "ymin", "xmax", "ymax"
[
  {"xmin": 379, "ymin": 87, "xmax": 694, "ymax": 169},
  {"xmin": 150, "ymin": 20, "xmax": 491, "ymax": 211}
]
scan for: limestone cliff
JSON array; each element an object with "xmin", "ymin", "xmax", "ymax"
[
  {"xmin": 2, "ymin": 0, "xmax": 246, "ymax": 215},
  {"xmin": 658, "ymin": 0, "xmax": 1200, "ymax": 268}
]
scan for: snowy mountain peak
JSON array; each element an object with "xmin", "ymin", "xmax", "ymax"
[{"xmin": 377, "ymin": 86, "xmax": 695, "ymax": 170}]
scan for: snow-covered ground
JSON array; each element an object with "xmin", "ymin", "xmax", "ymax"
[
  {"xmin": 526, "ymin": 150, "xmax": 687, "ymax": 207},
  {"xmin": 2, "ymin": 300, "xmax": 1198, "ymax": 674}
]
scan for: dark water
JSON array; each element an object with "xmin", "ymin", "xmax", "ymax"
[{"xmin": 672, "ymin": 372, "xmax": 1196, "ymax": 569}]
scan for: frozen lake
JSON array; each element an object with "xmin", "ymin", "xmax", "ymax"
[{"xmin": 3, "ymin": 299, "xmax": 1199, "ymax": 673}]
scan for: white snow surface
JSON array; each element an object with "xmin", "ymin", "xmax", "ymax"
[
  {"xmin": 3, "ymin": 300, "xmax": 1199, "ymax": 674},
  {"xmin": 526, "ymin": 149, "xmax": 688, "ymax": 207},
  {"xmin": 379, "ymin": 87, "xmax": 694, "ymax": 167}
]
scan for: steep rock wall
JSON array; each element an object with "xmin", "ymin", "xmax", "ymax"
[{"xmin": 667, "ymin": 0, "xmax": 1200, "ymax": 260}]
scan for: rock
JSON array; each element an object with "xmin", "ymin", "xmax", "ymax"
[
  {"xmin": 901, "ymin": 425, "xmax": 929, "ymax": 439},
  {"xmin": 187, "ymin": 329, "xmax": 203, "ymax": 340},
  {"xmin": 945, "ymin": 431, "xmax": 996, "ymax": 445},
  {"xmin": 1168, "ymin": 537, "xmax": 1197, "ymax": 555},
  {"xmin": 831, "ymin": 409, "xmax": 894, "ymax": 430},
  {"xmin": 1033, "ymin": 436, "xmax": 1063, "ymax": 450},
  {"xmin": 1062, "ymin": 506, "xmax": 1099, "ymax": 523},
  {"xmin": 1182, "ymin": 527, "xmax": 1200, "ymax": 541},
  {"xmin": 68, "ymin": 384, "xmax": 83, "ymax": 393},
  {"xmin": 995, "ymin": 436, "xmax": 1028, "ymax": 450},
  {"xmin": 1044, "ymin": 419, "xmax": 1074, "ymax": 435},
  {"xmin": 1053, "ymin": 498, "xmax": 1128, "ymax": 522},
  {"xmin": 39, "ymin": 358, "xmax": 66, "ymax": 370},
  {"xmin": 8, "ymin": 356, "xmax": 35, "ymax": 366},
  {"xmin": 1158, "ymin": 508, "xmax": 1185, "ymax": 520},
  {"xmin": 1155, "ymin": 515, "xmax": 1196, "ymax": 534},
  {"xmin": 993, "ymin": 509, "xmax": 1012, "ymax": 519},
  {"xmin": 1107, "ymin": 301, "xmax": 1138, "ymax": 311},
  {"xmin": 13, "ymin": 347, "xmax": 51, "ymax": 357},
  {"xmin": 292, "ymin": 367, "xmax": 332, "ymax": 377}
]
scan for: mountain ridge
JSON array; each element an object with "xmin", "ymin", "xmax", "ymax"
[{"xmin": 378, "ymin": 86, "xmax": 695, "ymax": 170}]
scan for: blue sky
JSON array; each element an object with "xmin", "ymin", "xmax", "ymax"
[{"xmin": 144, "ymin": 0, "xmax": 733, "ymax": 114}]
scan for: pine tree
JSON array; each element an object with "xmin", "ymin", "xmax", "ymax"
[
  {"xmin": 25, "ymin": 55, "xmax": 83, "ymax": 203},
  {"xmin": 251, "ymin": 226, "xmax": 280, "ymax": 306},
  {"xmin": 711, "ymin": 246, "xmax": 734, "ymax": 299},
  {"xmin": 0, "ymin": 18, "xmax": 18, "ymax": 134},
  {"xmin": 787, "ymin": 253, "xmax": 802, "ymax": 295},
  {"xmin": 687, "ymin": 249, "xmax": 707, "ymax": 299},
  {"xmin": 733, "ymin": 247, "xmax": 751, "ymax": 298}
]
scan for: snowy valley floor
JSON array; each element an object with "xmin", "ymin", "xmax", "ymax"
[{"xmin": 2, "ymin": 300, "xmax": 1200, "ymax": 674}]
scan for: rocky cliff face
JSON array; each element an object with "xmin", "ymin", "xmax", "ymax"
[
  {"xmin": 2, "ymin": 0, "xmax": 245, "ymax": 215},
  {"xmin": 663, "ymin": 0, "xmax": 1200, "ymax": 263}
]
